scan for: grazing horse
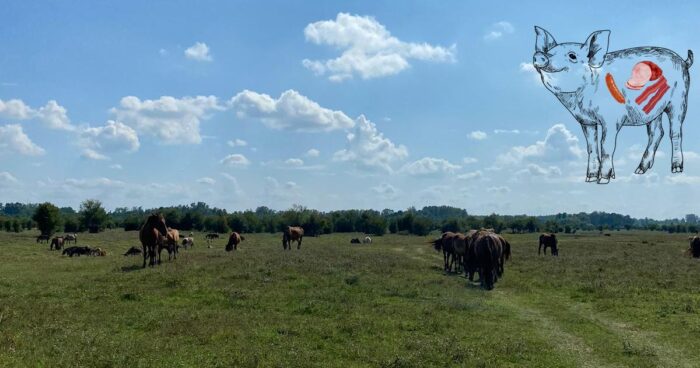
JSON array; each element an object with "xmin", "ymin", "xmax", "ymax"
[
  {"xmin": 689, "ymin": 236, "xmax": 700, "ymax": 258},
  {"xmin": 123, "ymin": 246, "xmax": 142, "ymax": 256},
  {"xmin": 159, "ymin": 228, "xmax": 180, "ymax": 262},
  {"xmin": 181, "ymin": 237, "xmax": 194, "ymax": 249},
  {"xmin": 539, "ymin": 233, "xmax": 558, "ymax": 256},
  {"xmin": 362, "ymin": 236, "xmax": 372, "ymax": 244},
  {"xmin": 36, "ymin": 234, "xmax": 50, "ymax": 243},
  {"xmin": 90, "ymin": 247, "xmax": 107, "ymax": 256},
  {"xmin": 451, "ymin": 232, "xmax": 470, "ymax": 273},
  {"xmin": 282, "ymin": 226, "xmax": 304, "ymax": 250},
  {"xmin": 469, "ymin": 231, "xmax": 504, "ymax": 290},
  {"xmin": 430, "ymin": 232, "xmax": 457, "ymax": 272},
  {"xmin": 62, "ymin": 246, "xmax": 91, "ymax": 257},
  {"xmin": 205, "ymin": 233, "xmax": 219, "ymax": 240},
  {"xmin": 139, "ymin": 213, "xmax": 169, "ymax": 268},
  {"xmin": 225, "ymin": 232, "xmax": 245, "ymax": 251},
  {"xmin": 64, "ymin": 233, "xmax": 77, "ymax": 245},
  {"xmin": 350, "ymin": 238, "xmax": 361, "ymax": 244},
  {"xmin": 50, "ymin": 236, "xmax": 64, "ymax": 251}
]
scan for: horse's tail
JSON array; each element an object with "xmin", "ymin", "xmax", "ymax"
[
  {"xmin": 428, "ymin": 238, "xmax": 442, "ymax": 251},
  {"xmin": 502, "ymin": 238, "xmax": 511, "ymax": 261}
]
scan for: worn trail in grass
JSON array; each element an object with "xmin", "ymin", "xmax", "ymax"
[{"xmin": 1, "ymin": 230, "xmax": 699, "ymax": 367}]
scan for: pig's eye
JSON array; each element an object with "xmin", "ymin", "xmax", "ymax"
[{"xmin": 567, "ymin": 52, "xmax": 578, "ymax": 62}]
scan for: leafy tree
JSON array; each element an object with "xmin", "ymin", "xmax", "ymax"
[
  {"xmin": 12, "ymin": 219, "xmax": 21, "ymax": 232},
  {"xmin": 32, "ymin": 202, "xmax": 62, "ymax": 236},
  {"xmin": 79, "ymin": 199, "xmax": 109, "ymax": 233},
  {"xmin": 64, "ymin": 215, "xmax": 80, "ymax": 232}
]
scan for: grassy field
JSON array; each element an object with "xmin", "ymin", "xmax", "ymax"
[{"xmin": 1, "ymin": 230, "xmax": 699, "ymax": 367}]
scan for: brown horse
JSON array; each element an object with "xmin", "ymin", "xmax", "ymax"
[
  {"xmin": 139, "ymin": 213, "xmax": 169, "ymax": 268},
  {"xmin": 430, "ymin": 232, "xmax": 457, "ymax": 272},
  {"xmin": 283, "ymin": 226, "xmax": 304, "ymax": 250},
  {"xmin": 36, "ymin": 234, "xmax": 50, "ymax": 243},
  {"xmin": 451, "ymin": 232, "xmax": 471, "ymax": 273},
  {"xmin": 225, "ymin": 232, "xmax": 245, "ymax": 251},
  {"xmin": 158, "ymin": 228, "xmax": 180, "ymax": 262},
  {"xmin": 50, "ymin": 236, "xmax": 64, "ymax": 251},
  {"xmin": 689, "ymin": 236, "xmax": 700, "ymax": 258},
  {"xmin": 539, "ymin": 233, "xmax": 558, "ymax": 256},
  {"xmin": 469, "ymin": 230, "xmax": 504, "ymax": 290}
]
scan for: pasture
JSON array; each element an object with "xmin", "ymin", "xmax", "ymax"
[{"xmin": 1, "ymin": 230, "xmax": 699, "ymax": 367}]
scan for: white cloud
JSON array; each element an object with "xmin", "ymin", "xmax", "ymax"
[
  {"xmin": 63, "ymin": 177, "xmax": 126, "ymax": 189},
  {"xmin": 81, "ymin": 149, "xmax": 109, "ymax": 161},
  {"xmin": 463, "ymin": 157, "xmax": 478, "ymax": 164},
  {"xmin": 220, "ymin": 153, "xmax": 251, "ymax": 167},
  {"xmin": 400, "ymin": 157, "xmax": 461, "ymax": 176},
  {"xmin": 487, "ymin": 186, "xmax": 511, "ymax": 194},
  {"xmin": 80, "ymin": 120, "xmax": 140, "ymax": 158},
  {"xmin": 0, "ymin": 124, "xmax": 45, "ymax": 156},
  {"xmin": 457, "ymin": 170, "xmax": 483, "ymax": 180},
  {"xmin": 264, "ymin": 176, "xmax": 301, "ymax": 202},
  {"xmin": 109, "ymin": 164, "xmax": 123, "ymax": 170},
  {"xmin": 196, "ymin": 177, "xmax": 216, "ymax": 185},
  {"xmin": 520, "ymin": 62, "xmax": 542, "ymax": 83},
  {"xmin": 516, "ymin": 163, "xmax": 562, "ymax": 177},
  {"xmin": 305, "ymin": 148, "xmax": 320, "ymax": 158},
  {"xmin": 665, "ymin": 174, "xmax": 700, "ymax": 185},
  {"xmin": 494, "ymin": 129, "xmax": 520, "ymax": 134},
  {"xmin": 159, "ymin": 48, "xmax": 168, "ymax": 56},
  {"xmin": 227, "ymin": 138, "xmax": 248, "ymax": 147},
  {"xmin": 111, "ymin": 95, "xmax": 222, "ymax": 144},
  {"xmin": 184, "ymin": 42, "xmax": 212, "ymax": 61},
  {"xmin": 0, "ymin": 171, "xmax": 18, "ymax": 186},
  {"xmin": 0, "ymin": 99, "xmax": 74, "ymax": 130},
  {"xmin": 221, "ymin": 173, "xmax": 244, "ymax": 196},
  {"xmin": 230, "ymin": 89, "xmax": 355, "ymax": 132},
  {"xmin": 484, "ymin": 21, "xmax": 514, "ymax": 41},
  {"xmin": 333, "ymin": 115, "xmax": 408, "ymax": 172},
  {"xmin": 468, "ymin": 130, "xmax": 488, "ymax": 140},
  {"xmin": 372, "ymin": 183, "xmax": 399, "ymax": 199},
  {"xmin": 498, "ymin": 124, "xmax": 583, "ymax": 165},
  {"xmin": 285, "ymin": 158, "xmax": 304, "ymax": 166},
  {"xmin": 302, "ymin": 13, "xmax": 456, "ymax": 81}
]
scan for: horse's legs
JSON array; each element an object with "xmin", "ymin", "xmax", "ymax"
[
  {"xmin": 538, "ymin": 243, "xmax": 542, "ymax": 255},
  {"xmin": 142, "ymin": 245, "xmax": 147, "ymax": 268},
  {"xmin": 297, "ymin": 237, "xmax": 302, "ymax": 250}
]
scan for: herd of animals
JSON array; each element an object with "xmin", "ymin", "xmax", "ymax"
[{"xmin": 35, "ymin": 213, "xmax": 700, "ymax": 290}]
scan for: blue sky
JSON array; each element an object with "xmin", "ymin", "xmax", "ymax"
[{"xmin": 1, "ymin": 0, "xmax": 699, "ymax": 219}]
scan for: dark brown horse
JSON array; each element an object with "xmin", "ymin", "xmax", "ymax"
[
  {"xmin": 468, "ymin": 230, "xmax": 504, "ymax": 290},
  {"xmin": 225, "ymin": 232, "xmax": 245, "ymax": 251},
  {"xmin": 690, "ymin": 236, "xmax": 700, "ymax": 258},
  {"xmin": 282, "ymin": 226, "xmax": 304, "ymax": 250},
  {"xmin": 430, "ymin": 232, "xmax": 457, "ymax": 272},
  {"xmin": 539, "ymin": 233, "xmax": 558, "ymax": 256},
  {"xmin": 139, "ymin": 213, "xmax": 168, "ymax": 268},
  {"xmin": 36, "ymin": 234, "xmax": 50, "ymax": 243}
]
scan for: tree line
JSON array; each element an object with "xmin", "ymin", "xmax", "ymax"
[{"xmin": 2, "ymin": 201, "xmax": 699, "ymax": 236}]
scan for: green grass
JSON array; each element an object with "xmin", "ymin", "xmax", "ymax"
[{"xmin": 1, "ymin": 230, "xmax": 700, "ymax": 367}]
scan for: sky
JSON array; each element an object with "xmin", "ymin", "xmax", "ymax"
[{"xmin": 1, "ymin": 0, "xmax": 699, "ymax": 219}]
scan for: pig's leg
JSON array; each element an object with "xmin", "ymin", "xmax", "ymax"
[
  {"xmin": 597, "ymin": 121, "xmax": 623, "ymax": 184},
  {"xmin": 581, "ymin": 124, "xmax": 599, "ymax": 182},
  {"xmin": 635, "ymin": 115, "xmax": 664, "ymax": 174},
  {"xmin": 666, "ymin": 103, "xmax": 686, "ymax": 173}
]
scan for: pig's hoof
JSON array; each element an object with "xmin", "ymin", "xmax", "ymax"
[
  {"xmin": 597, "ymin": 176, "xmax": 611, "ymax": 184},
  {"xmin": 585, "ymin": 172, "xmax": 598, "ymax": 182},
  {"xmin": 672, "ymin": 162, "xmax": 684, "ymax": 173}
]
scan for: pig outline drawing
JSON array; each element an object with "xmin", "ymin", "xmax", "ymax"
[{"xmin": 532, "ymin": 27, "xmax": 693, "ymax": 184}]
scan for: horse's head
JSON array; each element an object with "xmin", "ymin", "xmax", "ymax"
[{"xmin": 146, "ymin": 213, "xmax": 169, "ymax": 236}]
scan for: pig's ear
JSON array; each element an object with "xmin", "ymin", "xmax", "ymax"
[
  {"xmin": 535, "ymin": 26, "xmax": 557, "ymax": 53},
  {"xmin": 584, "ymin": 30, "xmax": 610, "ymax": 68}
]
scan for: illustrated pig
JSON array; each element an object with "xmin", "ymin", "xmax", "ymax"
[{"xmin": 532, "ymin": 27, "xmax": 693, "ymax": 183}]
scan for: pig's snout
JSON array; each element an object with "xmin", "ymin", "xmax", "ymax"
[{"xmin": 533, "ymin": 52, "xmax": 549, "ymax": 69}]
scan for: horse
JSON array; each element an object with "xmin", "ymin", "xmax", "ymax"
[
  {"xmin": 90, "ymin": 247, "xmax": 107, "ymax": 256},
  {"xmin": 36, "ymin": 234, "xmax": 50, "ymax": 243},
  {"xmin": 450, "ymin": 232, "xmax": 470, "ymax": 274},
  {"xmin": 139, "ymin": 213, "xmax": 169, "ymax": 268},
  {"xmin": 539, "ymin": 233, "xmax": 558, "ymax": 256},
  {"xmin": 350, "ymin": 238, "xmax": 361, "ymax": 244},
  {"xmin": 429, "ymin": 232, "xmax": 457, "ymax": 272},
  {"xmin": 205, "ymin": 233, "xmax": 219, "ymax": 240},
  {"xmin": 469, "ymin": 230, "xmax": 504, "ymax": 290},
  {"xmin": 225, "ymin": 232, "xmax": 245, "ymax": 251},
  {"xmin": 159, "ymin": 228, "xmax": 180, "ymax": 262},
  {"xmin": 64, "ymin": 233, "xmax": 77, "ymax": 245},
  {"xmin": 181, "ymin": 237, "xmax": 194, "ymax": 249},
  {"xmin": 50, "ymin": 236, "xmax": 64, "ymax": 251},
  {"xmin": 282, "ymin": 226, "xmax": 304, "ymax": 250},
  {"xmin": 123, "ymin": 246, "xmax": 142, "ymax": 256},
  {"xmin": 689, "ymin": 236, "xmax": 700, "ymax": 258},
  {"xmin": 362, "ymin": 236, "xmax": 372, "ymax": 244},
  {"xmin": 62, "ymin": 246, "xmax": 91, "ymax": 257}
]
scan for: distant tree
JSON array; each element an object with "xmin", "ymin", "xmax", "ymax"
[
  {"xmin": 411, "ymin": 216, "xmax": 433, "ymax": 236},
  {"xmin": 79, "ymin": 199, "xmax": 109, "ymax": 233},
  {"xmin": 122, "ymin": 215, "xmax": 142, "ymax": 231},
  {"xmin": 389, "ymin": 219, "xmax": 399, "ymax": 234},
  {"xmin": 12, "ymin": 219, "xmax": 21, "ymax": 232},
  {"xmin": 441, "ymin": 218, "xmax": 462, "ymax": 233},
  {"xmin": 32, "ymin": 202, "xmax": 62, "ymax": 236},
  {"xmin": 3, "ymin": 220, "xmax": 11, "ymax": 232},
  {"xmin": 63, "ymin": 216, "xmax": 80, "ymax": 232}
]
